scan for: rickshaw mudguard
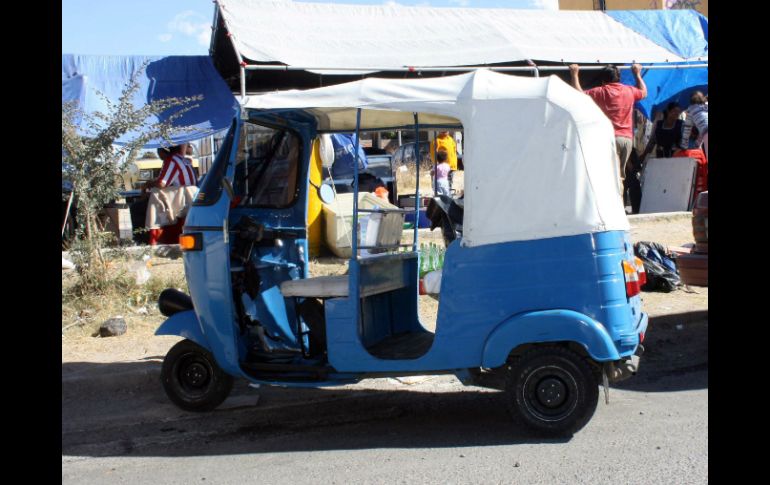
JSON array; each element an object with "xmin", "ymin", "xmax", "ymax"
[
  {"xmin": 155, "ymin": 310, "xmax": 209, "ymax": 351},
  {"xmin": 481, "ymin": 309, "xmax": 621, "ymax": 368}
]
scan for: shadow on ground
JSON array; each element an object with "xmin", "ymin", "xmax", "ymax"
[
  {"xmin": 63, "ymin": 371, "xmax": 570, "ymax": 457},
  {"xmin": 612, "ymin": 310, "xmax": 708, "ymax": 393},
  {"xmin": 62, "ymin": 311, "xmax": 706, "ymax": 458}
]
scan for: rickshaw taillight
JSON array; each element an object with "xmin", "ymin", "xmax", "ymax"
[
  {"xmin": 622, "ymin": 260, "xmax": 641, "ymax": 298},
  {"xmin": 633, "ymin": 256, "xmax": 647, "ymax": 287},
  {"xmin": 179, "ymin": 233, "xmax": 203, "ymax": 251}
]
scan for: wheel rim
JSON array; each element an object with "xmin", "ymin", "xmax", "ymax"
[
  {"xmin": 521, "ymin": 365, "xmax": 579, "ymax": 422},
  {"xmin": 175, "ymin": 352, "xmax": 214, "ymax": 397}
]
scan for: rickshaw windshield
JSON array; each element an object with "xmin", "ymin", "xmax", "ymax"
[
  {"xmin": 193, "ymin": 118, "xmax": 237, "ymax": 206},
  {"xmin": 232, "ymin": 121, "xmax": 302, "ymax": 208}
]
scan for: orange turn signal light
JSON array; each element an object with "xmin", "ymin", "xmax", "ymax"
[{"xmin": 179, "ymin": 233, "xmax": 202, "ymax": 251}]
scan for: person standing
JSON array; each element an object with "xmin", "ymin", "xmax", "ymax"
[
  {"xmin": 641, "ymin": 102, "xmax": 684, "ymax": 159},
  {"xmin": 430, "ymin": 131, "xmax": 458, "ymax": 190},
  {"xmin": 155, "ymin": 143, "xmax": 197, "ymax": 188},
  {"xmin": 569, "ymin": 63, "xmax": 647, "ymax": 194},
  {"xmin": 680, "ymin": 91, "xmax": 708, "ymax": 159},
  {"xmin": 431, "ymin": 150, "xmax": 452, "ymax": 197}
]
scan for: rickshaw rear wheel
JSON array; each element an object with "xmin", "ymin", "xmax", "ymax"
[
  {"xmin": 161, "ymin": 339, "xmax": 234, "ymax": 412},
  {"xmin": 504, "ymin": 345, "xmax": 598, "ymax": 436}
]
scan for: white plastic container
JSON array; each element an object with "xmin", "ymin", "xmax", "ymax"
[{"xmin": 323, "ymin": 192, "xmax": 404, "ymax": 258}]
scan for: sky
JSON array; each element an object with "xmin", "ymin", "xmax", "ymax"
[{"xmin": 62, "ymin": 0, "xmax": 559, "ymax": 56}]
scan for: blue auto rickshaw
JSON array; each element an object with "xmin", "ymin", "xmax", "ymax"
[{"xmin": 156, "ymin": 70, "xmax": 648, "ymax": 435}]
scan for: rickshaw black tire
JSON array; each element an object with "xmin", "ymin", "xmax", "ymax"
[
  {"xmin": 504, "ymin": 345, "xmax": 599, "ymax": 437},
  {"xmin": 161, "ymin": 339, "xmax": 234, "ymax": 412}
]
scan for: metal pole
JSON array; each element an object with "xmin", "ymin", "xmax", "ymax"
[
  {"xmin": 242, "ymin": 63, "xmax": 707, "ymax": 73},
  {"xmin": 352, "ymin": 108, "xmax": 362, "ymax": 260},
  {"xmin": 413, "ymin": 113, "xmax": 420, "ymax": 252},
  {"xmin": 432, "ymin": 130, "xmax": 437, "ymax": 195},
  {"xmin": 526, "ymin": 60, "xmax": 539, "ymax": 78},
  {"xmin": 62, "ymin": 190, "xmax": 74, "ymax": 238},
  {"xmin": 239, "ymin": 65, "xmax": 246, "ymax": 100},
  {"xmin": 215, "ymin": 1, "xmax": 248, "ymax": 100}
]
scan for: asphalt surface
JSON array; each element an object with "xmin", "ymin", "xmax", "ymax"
[{"xmin": 62, "ymin": 311, "xmax": 707, "ymax": 484}]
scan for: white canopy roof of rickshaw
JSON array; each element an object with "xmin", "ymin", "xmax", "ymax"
[{"xmin": 243, "ymin": 70, "xmax": 630, "ymax": 247}]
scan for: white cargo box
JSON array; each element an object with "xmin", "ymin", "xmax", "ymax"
[
  {"xmin": 100, "ymin": 207, "xmax": 133, "ymax": 241},
  {"xmin": 322, "ymin": 192, "xmax": 404, "ymax": 259}
]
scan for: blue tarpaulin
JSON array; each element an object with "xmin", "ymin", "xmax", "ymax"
[
  {"xmin": 330, "ymin": 134, "xmax": 368, "ymax": 179},
  {"xmin": 62, "ymin": 54, "xmax": 238, "ymax": 148},
  {"xmin": 620, "ymin": 62, "xmax": 707, "ymax": 120},
  {"xmin": 606, "ymin": 10, "xmax": 707, "ymax": 60},
  {"xmin": 609, "ymin": 10, "xmax": 707, "ymax": 120}
]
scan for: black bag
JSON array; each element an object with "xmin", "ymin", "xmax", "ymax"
[{"xmin": 633, "ymin": 241, "xmax": 681, "ymax": 292}]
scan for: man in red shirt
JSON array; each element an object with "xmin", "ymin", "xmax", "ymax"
[{"xmin": 569, "ymin": 64, "xmax": 646, "ymax": 194}]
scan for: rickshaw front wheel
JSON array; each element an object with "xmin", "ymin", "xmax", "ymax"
[
  {"xmin": 504, "ymin": 345, "xmax": 598, "ymax": 436},
  {"xmin": 161, "ymin": 339, "xmax": 234, "ymax": 412}
]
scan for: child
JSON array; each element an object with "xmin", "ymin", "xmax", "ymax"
[{"xmin": 431, "ymin": 149, "xmax": 451, "ymax": 197}]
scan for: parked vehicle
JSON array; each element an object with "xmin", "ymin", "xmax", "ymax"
[
  {"xmin": 322, "ymin": 153, "xmax": 398, "ymax": 205},
  {"xmin": 155, "ymin": 71, "xmax": 648, "ymax": 436},
  {"xmin": 392, "ymin": 141, "xmax": 431, "ymax": 169}
]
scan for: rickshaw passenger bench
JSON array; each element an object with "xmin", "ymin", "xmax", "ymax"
[
  {"xmin": 279, "ymin": 253, "xmax": 415, "ymax": 299},
  {"xmin": 279, "ymin": 253, "xmax": 423, "ymax": 359}
]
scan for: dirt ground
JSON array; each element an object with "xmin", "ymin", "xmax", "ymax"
[{"xmin": 61, "ymin": 214, "xmax": 705, "ymax": 363}]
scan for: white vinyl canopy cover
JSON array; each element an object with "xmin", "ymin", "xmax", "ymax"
[
  {"xmin": 217, "ymin": 0, "xmax": 692, "ymax": 74},
  {"xmin": 244, "ymin": 70, "xmax": 630, "ymax": 247}
]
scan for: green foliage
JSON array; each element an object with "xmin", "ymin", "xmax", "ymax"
[
  {"xmin": 139, "ymin": 150, "xmax": 160, "ymax": 159},
  {"xmin": 62, "ymin": 61, "xmax": 203, "ymax": 293}
]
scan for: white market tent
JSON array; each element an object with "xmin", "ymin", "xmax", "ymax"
[
  {"xmin": 244, "ymin": 70, "xmax": 630, "ymax": 247},
  {"xmin": 212, "ymin": 0, "xmax": 707, "ymax": 95}
]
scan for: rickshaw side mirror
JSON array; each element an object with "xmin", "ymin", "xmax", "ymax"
[
  {"xmin": 221, "ymin": 177, "xmax": 235, "ymax": 200},
  {"xmin": 318, "ymin": 183, "xmax": 335, "ymax": 205}
]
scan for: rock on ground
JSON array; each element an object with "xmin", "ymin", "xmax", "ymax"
[{"xmin": 99, "ymin": 317, "xmax": 127, "ymax": 337}]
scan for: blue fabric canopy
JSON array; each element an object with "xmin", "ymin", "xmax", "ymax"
[
  {"xmin": 609, "ymin": 11, "xmax": 708, "ymax": 120},
  {"xmin": 620, "ymin": 62, "xmax": 707, "ymax": 120},
  {"xmin": 62, "ymin": 54, "xmax": 238, "ymax": 148},
  {"xmin": 330, "ymin": 134, "xmax": 368, "ymax": 179},
  {"xmin": 606, "ymin": 10, "xmax": 708, "ymax": 60}
]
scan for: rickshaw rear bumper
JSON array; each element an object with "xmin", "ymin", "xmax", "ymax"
[
  {"xmin": 606, "ymin": 312, "xmax": 647, "ymax": 382},
  {"xmin": 606, "ymin": 345, "xmax": 643, "ymax": 383}
]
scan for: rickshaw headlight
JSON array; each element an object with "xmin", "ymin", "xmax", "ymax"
[{"xmin": 179, "ymin": 233, "xmax": 203, "ymax": 251}]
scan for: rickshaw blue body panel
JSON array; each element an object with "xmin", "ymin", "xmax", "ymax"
[
  {"xmin": 155, "ymin": 310, "xmax": 208, "ymax": 349},
  {"xmin": 324, "ymin": 229, "xmax": 645, "ymax": 373},
  {"xmin": 481, "ymin": 310, "xmax": 621, "ymax": 367}
]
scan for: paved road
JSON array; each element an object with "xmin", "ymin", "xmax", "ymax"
[{"xmin": 62, "ymin": 314, "xmax": 707, "ymax": 484}]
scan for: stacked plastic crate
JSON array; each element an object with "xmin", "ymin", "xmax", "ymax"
[{"xmin": 677, "ymin": 191, "xmax": 708, "ymax": 286}]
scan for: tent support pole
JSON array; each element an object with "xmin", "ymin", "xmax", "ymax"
[
  {"xmin": 214, "ymin": 1, "xmax": 248, "ymax": 100},
  {"xmin": 239, "ymin": 66, "xmax": 246, "ymax": 99},
  {"xmin": 526, "ymin": 60, "xmax": 539, "ymax": 77},
  {"xmin": 413, "ymin": 113, "xmax": 420, "ymax": 252},
  {"xmin": 241, "ymin": 63, "xmax": 707, "ymax": 73}
]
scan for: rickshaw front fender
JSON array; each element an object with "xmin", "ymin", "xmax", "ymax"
[
  {"xmin": 155, "ymin": 310, "xmax": 210, "ymax": 351},
  {"xmin": 481, "ymin": 309, "xmax": 621, "ymax": 368}
]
